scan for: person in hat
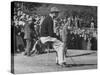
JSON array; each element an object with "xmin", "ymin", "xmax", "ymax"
[
  {"xmin": 32, "ymin": 7, "xmax": 67, "ymax": 66},
  {"xmin": 23, "ymin": 17, "xmax": 36, "ymax": 56}
]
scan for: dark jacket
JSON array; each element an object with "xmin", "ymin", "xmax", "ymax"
[
  {"xmin": 24, "ymin": 22, "xmax": 35, "ymax": 40},
  {"xmin": 40, "ymin": 15, "xmax": 55, "ymax": 37}
]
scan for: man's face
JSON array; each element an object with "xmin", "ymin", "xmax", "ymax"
[{"xmin": 52, "ymin": 12, "xmax": 59, "ymax": 19}]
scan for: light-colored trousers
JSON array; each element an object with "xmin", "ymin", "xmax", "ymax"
[{"xmin": 32, "ymin": 36, "xmax": 66, "ymax": 64}]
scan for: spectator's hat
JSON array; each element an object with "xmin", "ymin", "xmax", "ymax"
[{"xmin": 50, "ymin": 7, "xmax": 60, "ymax": 13}]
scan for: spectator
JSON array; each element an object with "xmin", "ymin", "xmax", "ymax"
[{"xmin": 23, "ymin": 19, "xmax": 36, "ymax": 56}]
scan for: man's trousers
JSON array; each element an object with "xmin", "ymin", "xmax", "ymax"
[
  {"xmin": 25, "ymin": 39, "xmax": 33, "ymax": 55},
  {"xmin": 32, "ymin": 36, "xmax": 66, "ymax": 65}
]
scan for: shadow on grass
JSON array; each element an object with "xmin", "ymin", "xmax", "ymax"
[
  {"xmin": 31, "ymin": 51, "xmax": 96, "ymax": 57},
  {"xmin": 61, "ymin": 64, "xmax": 97, "ymax": 67},
  {"xmin": 66, "ymin": 52, "xmax": 96, "ymax": 58}
]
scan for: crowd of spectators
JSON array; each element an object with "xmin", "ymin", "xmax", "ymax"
[{"xmin": 11, "ymin": 9, "xmax": 97, "ymax": 54}]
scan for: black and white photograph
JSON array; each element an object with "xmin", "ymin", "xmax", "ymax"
[{"xmin": 11, "ymin": 1, "xmax": 97, "ymax": 74}]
